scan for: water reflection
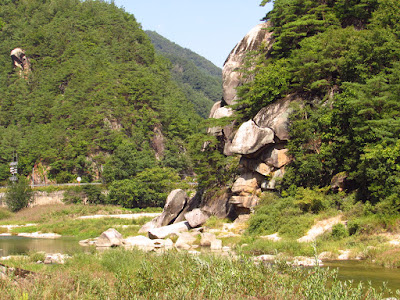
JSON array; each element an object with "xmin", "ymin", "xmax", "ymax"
[
  {"xmin": 0, "ymin": 236, "xmax": 84, "ymax": 256},
  {"xmin": 324, "ymin": 260, "xmax": 400, "ymax": 293}
]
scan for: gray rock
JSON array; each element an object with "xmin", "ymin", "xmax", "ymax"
[
  {"xmin": 210, "ymin": 239, "xmax": 223, "ymax": 251},
  {"xmin": 223, "ymin": 23, "xmax": 273, "ymax": 105},
  {"xmin": 253, "ymin": 96, "xmax": 296, "ymax": 141},
  {"xmin": 148, "ymin": 221, "xmax": 191, "ymax": 239},
  {"xmin": 229, "ymin": 195, "xmax": 259, "ymax": 209},
  {"xmin": 96, "ymin": 228, "xmax": 124, "ymax": 247},
  {"xmin": 208, "ymin": 101, "xmax": 222, "ymax": 119},
  {"xmin": 266, "ymin": 168, "xmax": 285, "ymax": 190},
  {"xmin": 184, "ymin": 209, "xmax": 210, "ymax": 228},
  {"xmin": 207, "ymin": 106, "xmax": 234, "ymax": 136},
  {"xmin": 231, "ymin": 172, "xmax": 263, "ymax": 194},
  {"xmin": 260, "ymin": 144, "xmax": 290, "ymax": 168},
  {"xmin": 239, "ymin": 157, "xmax": 274, "ymax": 176},
  {"xmin": 174, "ymin": 190, "xmax": 203, "ymax": 224},
  {"xmin": 155, "ymin": 189, "xmax": 188, "ymax": 227},
  {"xmin": 200, "ymin": 232, "xmax": 217, "ymax": 247},
  {"xmin": 44, "ymin": 253, "xmax": 70, "ymax": 264},
  {"xmin": 138, "ymin": 220, "xmax": 157, "ymax": 234},
  {"xmin": 175, "ymin": 232, "xmax": 199, "ymax": 249},
  {"xmin": 200, "ymin": 188, "xmax": 236, "ymax": 219},
  {"xmin": 230, "ymin": 120, "xmax": 275, "ymax": 155},
  {"xmin": 123, "ymin": 235, "xmax": 155, "ymax": 250},
  {"xmin": 10, "ymin": 48, "xmax": 30, "ymax": 73}
]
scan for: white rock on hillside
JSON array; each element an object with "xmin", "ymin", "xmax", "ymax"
[
  {"xmin": 230, "ymin": 120, "xmax": 275, "ymax": 155},
  {"xmin": 223, "ymin": 23, "xmax": 273, "ymax": 105}
]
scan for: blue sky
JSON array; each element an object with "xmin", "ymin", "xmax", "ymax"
[{"xmin": 112, "ymin": 0, "xmax": 273, "ymax": 67}]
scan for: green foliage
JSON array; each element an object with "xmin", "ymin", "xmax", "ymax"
[
  {"xmin": 0, "ymin": 0, "xmax": 202, "ymax": 182},
  {"xmin": 5, "ymin": 176, "xmax": 33, "ymax": 212},
  {"xmin": 331, "ymin": 223, "xmax": 349, "ymax": 240},
  {"xmin": 107, "ymin": 167, "xmax": 180, "ymax": 208},
  {"xmin": 63, "ymin": 185, "xmax": 105, "ymax": 204},
  {"xmin": 247, "ymin": 192, "xmax": 316, "ymax": 238},
  {"xmin": 146, "ymin": 30, "xmax": 222, "ymax": 118}
]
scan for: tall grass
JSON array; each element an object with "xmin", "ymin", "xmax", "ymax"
[{"xmin": 0, "ymin": 249, "xmax": 389, "ymax": 299}]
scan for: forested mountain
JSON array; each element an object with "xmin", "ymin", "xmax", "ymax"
[
  {"xmin": 234, "ymin": 0, "xmax": 400, "ymax": 208},
  {"xmin": 146, "ymin": 30, "xmax": 222, "ymax": 118},
  {"xmin": 0, "ymin": 0, "xmax": 201, "ymax": 191}
]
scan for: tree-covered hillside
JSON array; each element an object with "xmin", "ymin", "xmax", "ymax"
[
  {"xmin": 0, "ymin": 0, "xmax": 201, "ymax": 189},
  {"xmin": 146, "ymin": 31, "xmax": 222, "ymax": 118},
  {"xmin": 237, "ymin": 0, "xmax": 400, "ymax": 209}
]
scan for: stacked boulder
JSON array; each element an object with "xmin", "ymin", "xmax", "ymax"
[{"xmin": 207, "ymin": 23, "xmax": 296, "ymax": 214}]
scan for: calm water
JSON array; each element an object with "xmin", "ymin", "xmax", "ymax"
[
  {"xmin": 324, "ymin": 260, "xmax": 400, "ymax": 293},
  {"xmin": 0, "ymin": 236, "xmax": 85, "ymax": 256}
]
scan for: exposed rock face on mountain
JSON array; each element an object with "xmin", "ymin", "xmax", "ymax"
[
  {"xmin": 223, "ymin": 23, "xmax": 273, "ymax": 106},
  {"xmin": 207, "ymin": 22, "xmax": 295, "ymax": 214},
  {"xmin": 142, "ymin": 23, "xmax": 295, "ymax": 226},
  {"xmin": 10, "ymin": 48, "xmax": 31, "ymax": 77}
]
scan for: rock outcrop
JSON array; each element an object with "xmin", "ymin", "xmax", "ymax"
[
  {"xmin": 10, "ymin": 48, "xmax": 31, "ymax": 78},
  {"xmin": 140, "ymin": 22, "xmax": 295, "ymax": 223},
  {"xmin": 203, "ymin": 23, "xmax": 299, "ymax": 215},
  {"xmin": 223, "ymin": 23, "xmax": 273, "ymax": 106}
]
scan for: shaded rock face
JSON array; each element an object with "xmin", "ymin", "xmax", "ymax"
[
  {"xmin": 10, "ymin": 48, "xmax": 31, "ymax": 77},
  {"xmin": 223, "ymin": 23, "xmax": 273, "ymax": 106},
  {"xmin": 155, "ymin": 189, "xmax": 188, "ymax": 227}
]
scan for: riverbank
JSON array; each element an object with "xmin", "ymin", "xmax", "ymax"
[
  {"xmin": 1, "ymin": 204, "xmax": 400, "ymax": 297},
  {"xmin": 0, "ymin": 248, "xmax": 391, "ymax": 299}
]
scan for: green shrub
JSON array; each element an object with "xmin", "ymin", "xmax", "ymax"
[
  {"xmin": 5, "ymin": 177, "xmax": 33, "ymax": 212},
  {"xmin": 108, "ymin": 167, "xmax": 180, "ymax": 208},
  {"xmin": 331, "ymin": 223, "xmax": 348, "ymax": 240},
  {"xmin": 82, "ymin": 185, "xmax": 106, "ymax": 205},
  {"xmin": 347, "ymin": 219, "xmax": 360, "ymax": 235},
  {"xmin": 247, "ymin": 193, "xmax": 315, "ymax": 238}
]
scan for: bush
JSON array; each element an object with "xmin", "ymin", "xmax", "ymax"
[
  {"xmin": 108, "ymin": 167, "xmax": 180, "ymax": 208},
  {"xmin": 5, "ymin": 176, "xmax": 33, "ymax": 212},
  {"xmin": 331, "ymin": 223, "xmax": 348, "ymax": 240},
  {"xmin": 82, "ymin": 185, "xmax": 106, "ymax": 205}
]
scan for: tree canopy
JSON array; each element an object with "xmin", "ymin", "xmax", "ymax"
[{"xmin": 0, "ymin": 0, "xmax": 202, "ymax": 187}]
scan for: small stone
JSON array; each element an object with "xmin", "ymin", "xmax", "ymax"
[{"xmin": 210, "ymin": 239, "xmax": 223, "ymax": 251}]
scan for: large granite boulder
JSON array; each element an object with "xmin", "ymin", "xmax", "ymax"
[
  {"xmin": 184, "ymin": 208, "xmax": 210, "ymax": 228},
  {"xmin": 175, "ymin": 232, "xmax": 200, "ymax": 249},
  {"xmin": 230, "ymin": 120, "xmax": 275, "ymax": 155},
  {"xmin": 260, "ymin": 144, "xmax": 291, "ymax": 169},
  {"xmin": 229, "ymin": 195, "xmax": 259, "ymax": 209},
  {"xmin": 231, "ymin": 172, "xmax": 263, "ymax": 194},
  {"xmin": 223, "ymin": 23, "xmax": 273, "ymax": 105},
  {"xmin": 148, "ymin": 221, "xmax": 190, "ymax": 239},
  {"xmin": 155, "ymin": 189, "xmax": 188, "ymax": 227},
  {"xmin": 200, "ymin": 188, "xmax": 236, "ymax": 219},
  {"xmin": 123, "ymin": 235, "xmax": 155, "ymax": 250},
  {"xmin": 253, "ymin": 96, "xmax": 296, "ymax": 141},
  {"xmin": 239, "ymin": 157, "xmax": 274, "ymax": 176},
  {"xmin": 96, "ymin": 228, "xmax": 124, "ymax": 247}
]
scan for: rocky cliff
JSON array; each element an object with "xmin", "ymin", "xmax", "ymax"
[
  {"xmin": 142, "ymin": 23, "xmax": 297, "ymax": 232},
  {"xmin": 207, "ymin": 22, "xmax": 296, "ymax": 215}
]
